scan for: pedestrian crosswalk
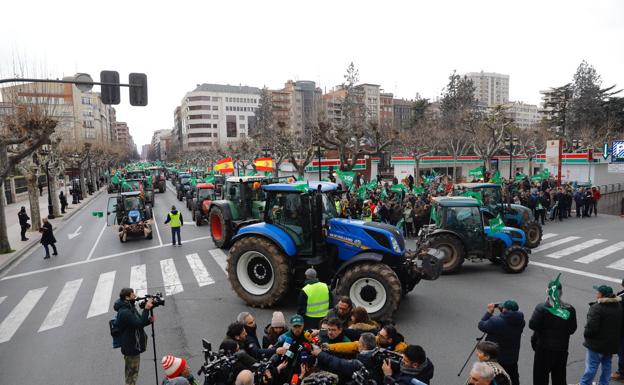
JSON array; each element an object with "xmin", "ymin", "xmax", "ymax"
[
  {"xmin": 532, "ymin": 233, "xmax": 624, "ymax": 271},
  {"xmin": 0, "ymin": 250, "xmax": 229, "ymax": 344}
]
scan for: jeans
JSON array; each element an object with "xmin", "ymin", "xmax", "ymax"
[
  {"xmin": 171, "ymin": 227, "xmax": 181, "ymax": 245},
  {"xmin": 579, "ymin": 349, "xmax": 612, "ymax": 385},
  {"xmin": 43, "ymin": 243, "xmax": 57, "ymax": 257},
  {"xmin": 501, "ymin": 361, "xmax": 519, "ymax": 385}
]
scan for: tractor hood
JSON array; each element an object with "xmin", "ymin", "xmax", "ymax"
[
  {"xmin": 505, "ymin": 203, "xmax": 534, "ymax": 222},
  {"xmin": 327, "ymin": 218, "xmax": 405, "ymax": 261},
  {"xmin": 484, "ymin": 225, "xmax": 527, "ymax": 247}
]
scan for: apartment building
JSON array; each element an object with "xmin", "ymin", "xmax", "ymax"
[
  {"xmin": 506, "ymin": 101, "xmax": 542, "ymax": 130},
  {"xmin": 178, "ymin": 84, "xmax": 261, "ymax": 149},
  {"xmin": 151, "ymin": 129, "xmax": 172, "ymax": 160},
  {"xmin": 465, "ymin": 71, "xmax": 509, "ymax": 107},
  {"xmin": 270, "ymin": 80, "xmax": 321, "ymax": 134},
  {"xmin": 380, "ymin": 92, "xmax": 394, "ymax": 133},
  {"xmin": 393, "ymin": 98, "xmax": 413, "ymax": 130}
]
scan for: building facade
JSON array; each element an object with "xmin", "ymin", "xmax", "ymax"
[
  {"xmin": 113, "ymin": 122, "xmax": 134, "ymax": 150},
  {"xmin": 393, "ymin": 98, "xmax": 413, "ymax": 131},
  {"xmin": 151, "ymin": 129, "xmax": 172, "ymax": 160},
  {"xmin": 506, "ymin": 101, "xmax": 542, "ymax": 130},
  {"xmin": 178, "ymin": 83, "xmax": 261, "ymax": 150},
  {"xmin": 465, "ymin": 71, "xmax": 510, "ymax": 107},
  {"xmin": 379, "ymin": 92, "xmax": 394, "ymax": 133},
  {"xmin": 270, "ymin": 80, "xmax": 322, "ymax": 134}
]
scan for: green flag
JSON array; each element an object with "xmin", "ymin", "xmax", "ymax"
[
  {"xmin": 461, "ymin": 191, "xmax": 483, "ymax": 205},
  {"xmin": 264, "ymin": 171, "xmax": 273, "ymax": 177},
  {"xmin": 531, "ymin": 174, "xmax": 543, "ymax": 182},
  {"xmin": 490, "ymin": 170, "xmax": 502, "ymax": 184},
  {"xmin": 412, "ymin": 186, "xmax": 424, "ymax": 194},
  {"xmin": 429, "ymin": 169, "xmax": 438, "ymax": 177},
  {"xmin": 294, "ymin": 182, "xmax": 309, "ymax": 193},
  {"xmin": 190, "ymin": 177, "xmax": 197, "ymax": 186},
  {"xmin": 296, "ymin": 175, "xmax": 304, "ymax": 181},
  {"xmin": 546, "ymin": 273, "xmax": 571, "ymax": 320},
  {"xmin": 390, "ymin": 184, "xmax": 407, "ymax": 193},
  {"xmin": 336, "ymin": 170, "xmax": 357, "ymax": 189},
  {"xmin": 247, "ymin": 169, "xmax": 257, "ymax": 176},
  {"xmin": 488, "ymin": 214, "xmax": 505, "ymax": 233},
  {"xmin": 112, "ymin": 174, "xmax": 119, "ymax": 185},
  {"xmin": 430, "ymin": 204, "xmax": 440, "ymax": 224},
  {"xmin": 357, "ymin": 186, "xmax": 367, "ymax": 200},
  {"xmin": 514, "ymin": 173, "xmax": 527, "ymax": 183},
  {"xmin": 366, "ymin": 180, "xmax": 378, "ymax": 191},
  {"xmin": 542, "ymin": 168, "xmax": 550, "ymax": 177},
  {"xmin": 380, "ymin": 188, "xmax": 388, "ymax": 200},
  {"xmin": 468, "ymin": 166, "xmax": 484, "ymax": 179}
]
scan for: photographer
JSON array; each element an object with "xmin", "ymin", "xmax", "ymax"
[
  {"xmin": 477, "ymin": 300, "xmax": 524, "ymax": 385},
  {"xmin": 113, "ymin": 288, "xmax": 154, "ymax": 385},
  {"xmin": 381, "ymin": 345, "xmax": 434, "ymax": 385},
  {"xmin": 311, "ymin": 333, "xmax": 379, "ymax": 385}
]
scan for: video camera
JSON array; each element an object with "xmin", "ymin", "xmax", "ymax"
[
  {"xmin": 137, "ymin": 292, "xmax": 165, "ymax": 309},
  {"xmin": 351, "ymin": 366, "xmax": 376, "ymax": 385},
  {"xmin": 252, "ymin": 359, "xmax": 276, "ymax": 385},
  {"xmin": 305, "ymin": 372, "xmax": 338, "ymax": 385},
  {"xmin": 197, "ymin": 339, "xmax": 238, "ymax": 385},
  {"xmin": 371, "ymin": 348, "xmax": 403, "ymax": 368}
]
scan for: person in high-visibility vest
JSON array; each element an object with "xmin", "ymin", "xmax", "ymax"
[
  {"xmin": 165, "ymin": 205, "xmax": 183, "ymax": 246},
  {"xmin": 298, "ymin": 268, "xmax": 332, "ymax": 330}
]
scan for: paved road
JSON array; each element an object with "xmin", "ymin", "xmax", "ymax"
[{"xmin": 0, "ymin": 185, "xmax": 622, "ymax": 385}]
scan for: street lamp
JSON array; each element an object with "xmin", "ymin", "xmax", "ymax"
[
  {"xmin": 317, "ymin": 144, "xmax": 322, "ymax": 181},
  {"xmin": 504, "ymin": 135, "xmax": 518, "ymax": 180},
  {"xmin": 38, "ymin": 146, "xmax": 55, "ymax": 219}
]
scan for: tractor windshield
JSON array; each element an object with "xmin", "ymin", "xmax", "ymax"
[
  {"xmin": 266, "ymin": 191, "xmax": 309, "ymax": 247},
  {"xmin": 443, "ymin": 206, "xmax": 482, "ymax": 233},
  {"xmin": 180, "ymin": 176, "xmax": 190, "ymax": 185},
  {"xmin": 477, "ymin": 187, "xmax": 502, "ymax": 209},
  {"xmin": 320, "ymin": 193, "xmax": 338, "ymax": 221},
  {"xmin": 124, "ymin": 197, "xmax": 142, "ymax": 211},
  {"xmin": 198, "ymin": 188, "xmax": 214, "ymax": 200}
]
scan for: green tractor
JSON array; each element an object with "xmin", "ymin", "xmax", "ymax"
[
  {"xmin": 421, "ymin": 196, "xmax": 530, "ymax": 274},
  {"xmin": 453, "ymin": 183, "xmax": 542, "ymax": 248}
]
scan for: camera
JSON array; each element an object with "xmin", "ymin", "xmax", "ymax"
[
  {"xmin": 371, "ymin": 348, "xmax": 403, "ymax": 368},
  {"xmin": 252, "ymin": 359, "xmax": 275, "ymax": 385},
  {"xmin": 197, "ymin": 339, "xmax": 238, "ymax": 385},
  {"xmin": 137, "ymin": 292, "xmax": 165, "ymax": 309},
  {"xmin": 493, "ymin": 303, "xmax": 502, "ymax": 310},
  {"xmin": 351, "ymin": 366, "xmax": 376, "ymax": 385}
]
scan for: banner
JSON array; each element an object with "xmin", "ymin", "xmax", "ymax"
[
  {"xmin": 214, "ymin": 157, "xmax": 234, "ymax": 174},
  {"xmin": 468, "ymin": 166, "xmax": 484, "ymax": 178},
  {"xmin": 488, "ymin": 214, "xmax": 505, "ymax": 233},
  {"xmin": 254, "ymin": 157, "xmax": 274, "ymax": 172},
  {"xmin": 336, "ymin": 170, "xmax": 357, "ymax": 189},
  {"xmin": 490, "ymin": 170, "xmax": 502, "ymax": 184}
]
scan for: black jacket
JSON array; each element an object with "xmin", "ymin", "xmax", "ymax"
[
  {"xmin": 384, "ymin": 359, "xmax": 434, "ymax": 385},
  {"xmin": 113, "ymin": 299, "xmax": 150, "ymax": 356},
  {"xmin": 529, "ymin": 301, "xmax": 577, "ymax": 351},
  {"xmin": 326, "ymin": 306, "xmax": 352, "ymax": 329},
  {"xmin": 40, "ymin": 222, "xmax": 56, "ymax": 245},
  {"xmin": 478, "ymin": 311, "xmax": 525, "ymax": 365},
  {"xmin": 583, "ymin": 296, "xmax": 623, "ymax": 354},
  {"xmin": 18, "ymin": 210, "xmax": 29, "ymax": 226},
  {"xmin": 242, "ymin": 325, "xmax": 275, "ymax": 359},
  {"xmin": 316, "ymin": 350, "xmax": 381, "ymax": 385}
]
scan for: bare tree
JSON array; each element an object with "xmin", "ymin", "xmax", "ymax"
[
  {"xmin": 514, "ymin": 126, "xmax": 548, "ymax": 175},
  {"xmin": 464, "ymin": 105, "xmax": 510, "ymax": 171}
]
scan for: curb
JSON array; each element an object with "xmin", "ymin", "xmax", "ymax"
[{"xmin": 0, "ymin": 189, "xmax": 106, "ymax": 274}]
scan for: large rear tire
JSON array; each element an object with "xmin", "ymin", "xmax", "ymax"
[
  {"xmin": 502, "ymin": 245, "xmax": 529, "ymax": 273},
  {"xmin": 428, "ymin": 234, "xmax": 465, "ymax": 274},
  {"xmin": 195, "ymin": 211, "xmax": 202, "ymax": 226},
  {"xmin": 335, "ymin": 262, "xmax": 401, "ymax": 321},
  {"xmin": 523, "ymin": 222, "xmax": 542, "ymax": 248},
  {"xmin": 227, "ymin": 236, "xmax": 290, "ymax": 307},
  {"xmin": 210, "ymin": 207, "xmax": 231, "ymax": 248}
]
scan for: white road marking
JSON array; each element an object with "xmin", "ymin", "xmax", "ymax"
[
  {"xmin": 576, "ymin": 241, "xmax": 624, "ymax": 264},
  {"xmin": 533, "ymin": 236, "xmax": 581, "ymax": 253},
  {"xmin": 160, "ymin": 259, "xmax": 183, "ymax": 295},
  {"xmin": 68, "ymin": 225, "xmax": 83, "ymax": 240},
  {"xmin": 86, "ymin": 271, "xmax": 116, "ymax": 318},
  {"xmin": 38, "ymin": 279, "xmax": 83, "ymax": 332},
  {"xmin": 0, "ymin": 235, "xmax": 213, "ymax": 281},
  {"xmin": 541, "ymin": 233, "xmax": 558, "ymax": 240},
  {"xmin": 530, "ymin": 261, "xmax": 621, "ymax": 284},
  {"xmin": 130, "ymin": 265, "xmax": 147, "ymax": 297},
  {"xmin": 209, "ymin": 249, "xmax": 228, "ymax": 276},
  {"xmin": 86, "ymin": 224, "xmax": 107, "ymax": 261},
  {"xmin": 0, "ymin": 296, "xmax": 5, "ymax": 306},
  {"xmin": 186, "ymin": 253, "xmax": 214, "ymax": 287},
  {"xmin": 544, "ymin": 239, "xmax": 607, "ymax": 259},
  {"xmin": 0, "ymin": 287, "xmax": 47, "ymax": 343},
  {"xmin": 153, "ymin": 219, "xmax": 163, "ymax": 246},
  {"xmin": 606, "ymin": 252, "xmax": 624, "ymax": 271},
  {"xmin": 167, "ymin": 185, "xmax": 177, "ymax": 194}
]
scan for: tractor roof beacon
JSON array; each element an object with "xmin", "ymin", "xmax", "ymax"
[
  {"xmin": 226, "ymin": 181, "xmax": 444, "ymax": 320},
  {"xmin": 420, "ymin": 196, "xmax": 530, "ymax": 275}
]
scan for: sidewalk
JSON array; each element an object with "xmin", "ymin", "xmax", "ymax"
[{"xmin": 0, "ymin": 188, "xmax": 105, "ymax": 272}]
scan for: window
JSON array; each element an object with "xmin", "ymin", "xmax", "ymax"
[
  {"xmin": 213, "ymin": 124, "xmax": 218, "ymax": 128},
  {"xmin": 83, "ymin": 120, "xmax": 94, "ymax": 128},
  {"xmin": 82, "ymin": 110, "xmax": 93, "ymax": 117},
  {"xmin": 212, "ymin": 115, "xmax": 219, "ymax": 119},
  {"xmin": 239, "ymin": 124, "xmax": 245, "ymax": 129},
  {"xmin": 188, "ymin": 96, "xmax": 210, "ymax": 101},
  {"xmin": 226, "ymin": 115, "xmax": 237, "ymax": 137},
  {"xmin": 189, "ymin": 123, "xmax": 211, "ymax": 129},
  {"xmin": 240, "ymin": 133, "xmax": 246, "ymax": 138},
  {"xmin": 188, "ymin": 105, "xmax": 211, "ymax": 110},
  {"xmin": 81, "ymin": 97, "xmax": 91, "ymax": 105},
  {"xmin": 239, "ymin": 115, "xmax": 245, "ymax": 120},
  {"xmin": 212, "ymin": 97, "xmax": 220, "ymax": 101},
  {"xmin": 188, "ymin": 133, "xmax": 212, "ymax": 138},
  {"xmin": 189, "ymin": 114, "xmax": 211, "ymax": 119},
  {"xmin": 212, "ymin": 106, "xmax": 218, "ymax": 110}
]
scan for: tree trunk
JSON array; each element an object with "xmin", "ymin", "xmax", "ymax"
[
  {"xmin": 453, "ymin": 158, "xmax": 458, "ymax": 183},
  {"xmin": 415, "ymin": 156, "xmax": 421, "ymax": 186},
  {"xmin": 79, "ymin": 166, "xmax": 87, "ymax": 199},
  {"xmin": 49, "ymin": 164, "xmax": 61, "ymax": 217},
  {"xmin": 25, "ymin": 171, "xmax": 41, "ymax": 232},
  {"xmin": 0, "ymin": 181, "xmax": 11, "ymax": 253},
  {"xmin": 91, "ymin": 166, "xmax": 98, "ymax": 192}
]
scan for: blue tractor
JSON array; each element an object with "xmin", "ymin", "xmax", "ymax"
[
  {"xmin": 227, "ymin": 182, "xmax": 443, "ymax": 320},
  {"xmin": 421, "ymin": 197, "xmax": 530, "ymax": 274},
  {"xmin": 452, "ymin": 183, "xmax": 543, "ymax": 248}
]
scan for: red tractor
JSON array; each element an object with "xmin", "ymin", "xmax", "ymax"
[{"xmin": 191, "ymin": 183, "xmax": 217, "ymax": 226}]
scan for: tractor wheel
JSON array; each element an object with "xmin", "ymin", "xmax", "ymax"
[
  {"xmin": 210, "ymin": 207, "xmax": 231, "ymax": 248},
  {"xmin": 428, "ymin": 234, "xmax": 465, "ymax": 274},
  {"xmin": 146, "ymin": 226, "xmax": 153, "ymax": 240},
  {"xmin": 145, "ymin": 206, "xmax": 153, "ymax": 221},
  {"xmin": 502, "ymin": 246, "xmax": 529, "ymax": 273},
  {"xmin": 186, "ymin": 198, "xmax": 192, "ymax": 211},
  {"xmin": 336, "ymin": 262, "xmax": 401, "ymax": 321},
  {"xmin": 523, "ymin": 222, "xmax": 543, "ymax": 248},
  {"xmin": 227, "ymin": 236, "xmax": 290, "ymax": 307},
  {"xmin": 159, "ymin": 185, "xmax": 165, "ymax": 193},
  {"xmin": 191, "ymin": 210, "xmax": 196, "ymax": 221},
  {"xmin": 195, "ymin": 211, "xmax": 202, "ymax": 226},
  {"xmin": 177, "ymin": 192, "xmax": 182, "ymax": 201}
]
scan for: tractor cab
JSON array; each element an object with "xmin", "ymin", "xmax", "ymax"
[
  {"xmin": 106, "ymin": 191, "xmax": 152, "ymax": 226},
  {"xmin": 224, "ymin": 176, "xmax": 269, "ymax": 218},
  {"xmin": 125, "ymin": 171, "xmax": 146, "ymax": 180},
  {"xmin": 122, "ymin": 179, "xmax": 143, "ymax": 193}
]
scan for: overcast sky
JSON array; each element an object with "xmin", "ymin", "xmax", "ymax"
[{"xmin": 1, "ymin": 0, "xmax": 623, "ymax": 148}]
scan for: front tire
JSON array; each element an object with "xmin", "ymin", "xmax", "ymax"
[
  {"xmin": 335, "ymin": 262, "xmax": 401, "ymax": 321},
  {"xmin": 195, "ymin": 211, "xmax": 202, "ymax": 226},
  {"xmin": 502, "ymin": 246, "xmax": 529, "ymax": 273},
  {"xmin": 523, "ymin": 222, "xmax": 542, "ymax": 248},
  {"xmin": 210, "ymin": 207, "xmax": 231, "ymax": 248},
  {"xmin": 428, "ymin": 234, "xmax": 465, "ymax": 274},
  {"xmin": 227, "ymin": 236, "xmax": 290, "ymax": 307}
]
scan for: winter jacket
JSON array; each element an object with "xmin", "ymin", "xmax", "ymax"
[
  {"xmin": 262, "ymin": 323, "xmax": 283, "ymax": 349},
  {"xmin": 529, "ymin": 301, "xmax": 577, "ymax": 351},
  {"xmin": 326, "ymin": 306, "xmax": 352, "ymax": 329},
  {"xmin": 40, "ymin": 222, "xmax": 56, "ymax": 245},
  {"xmin": 242, "ymin": 325, "xmax": 275, "ymax": 359},
  {"xmin": 384, "ymin": 359, "xmax": 434, "ymax": 385},
  {"xmin": 113, "ymin": 299, "xmax": 150, "ymax": 356},
  {"xmin": 18, "ymin": 210, "xmax": 29, "ymax": 226},
  {"xmin": 592, "ymin": 189, "xmax": 601, "ymax": 201},
  {"xmin": 583, "ymin": 296, "xmax": 623, "ymax": 354},
  {"xmin": 316, "ymin": 350, "xmax": 381, "ymax": 385},
  {"xmin": 478, "ymin": 311, "xmax": 525, "ymax": 366},
  {"xmin": 327, "ymin": 334, "xmax": 408, "ymax": 356},
  {"xmin": 574, "ymin": 191, "xmax": 584, "ymax": 205}
]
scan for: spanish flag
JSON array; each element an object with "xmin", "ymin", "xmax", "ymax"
[
  {"xmin": 214, "ymin": 157, "xmax": 234, "ymax": 174},
  {"xmin": 254, "ymin": 157, "xmax": 274, "ymax": 172}
]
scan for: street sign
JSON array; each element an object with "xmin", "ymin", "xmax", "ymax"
[
  {"xmin": 603, "ymin": 143, "xmax": 610, "ymax": 160},
  {"xmin": 546, "ymin": 140, "xmax": 560, "ymax": 166},
  {"xmin": 73, "ymin": 73, "xmax": 93, "ymax": 92},
  {"xmin": 613, "ymin": 140, "xmax": 624, "ymax": 163}
]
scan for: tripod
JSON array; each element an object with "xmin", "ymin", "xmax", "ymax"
[
  {"xmin": 457, "ymin": 332, "xmax": 487, "ymax": 377},
  {"xmin": 149, "ymin": 309, "xmax": 158, "ymax": 385}
]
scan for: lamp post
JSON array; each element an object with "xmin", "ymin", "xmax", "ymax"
[
  {"xmin": 504, "ymin": 135, "xmax": 518, "ymax": 180},
  {"xmin": 317, "ymin": 144, "xmax": 322, "ymax": 181},
  {"xmin": 44, "ymin": 160, "xmax": 54, "ymax": 219}
]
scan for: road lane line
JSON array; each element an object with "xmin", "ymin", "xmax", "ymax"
[
  {"xmin": 186, "ymin": 253, "xmax": 214, "ymax": 287},
  {"xmin": 577, "ymin": 242, "xmax": 624, "ymax": 264},
  {"xmin": 153, "ymin": 219, "xmax": 163, "ymax": 246},
  {"xmin": 130, "ymin": 265, "xmax": 147, "ymax": 297},
  {"xmin": 0, "ymin": 287, "xmax": 47, "ymax": 343},
  {"xmin": 209, "ymin": 249, "xmax": 228, "ymax": 276},
  {"xmin": 38, "ymin": 279, "xmax": 83, "ymax": 332},
  {"xmin": 86, "ymin": 224, "xmax": 107, "ymax": 261},
  {"xmin": 167, "ymin": 185, "xmax": 177, "ymax": 194},
  {"xmin": 542, "ymin": 233, "xmax": 558, "ymax": 240},
  {"xmin": 530, "ymin": 261, "xmax": 621, "ymax": 284},
  {"xmin": 160, "ymin": 259, "xmax": 183, "ymax": 295},
  {"xmin": 0, "ymin": 235, "xmax": 213, "ymax": 281},
  {"xmin": 545, "ymin": 239, "xmax": 607, "ymax": 259},
  {"xmin": 533, "ymin": 236, "xmax": 581, "ymax": 253},
  {"xmin": 87, "ymin": 271, "xmax": 116, "ymax": 318},
  {"xmin": 0, "ymin": 296, "xmax": 5, "ymax": 306}
]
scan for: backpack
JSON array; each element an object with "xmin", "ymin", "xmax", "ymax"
[{"xmin": 109, "ymin": 312, "xmax": 121, "ymax": 349}]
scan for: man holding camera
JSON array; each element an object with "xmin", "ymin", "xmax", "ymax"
[
  {"xmin": 113, "ymin": 288, "xmax": 154, "ymax": 385},
  {"xmin": 381, "ymin": 345, "xmax": 433, "ymax": 385},
  {"xmin": 477, "ymin": 300, "xmax": 525, "ymax": 385}
]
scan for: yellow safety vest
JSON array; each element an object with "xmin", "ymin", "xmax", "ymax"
[
  {"xmin": 303, "ymin": 281, "xmax": 330, "ymax": 318},
  {"xmin": 168, "ymin": 212, "xmax": 181, "ymax": 228}
]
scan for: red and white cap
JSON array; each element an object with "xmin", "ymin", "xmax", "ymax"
[{"xmin": 162, "ymin": 355, "xmax": 186, "ymax": 379}]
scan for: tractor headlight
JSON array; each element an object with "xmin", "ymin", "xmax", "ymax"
[{"xmin": 391, "ymin": 237, "xmax": 401, "ymax": 253}]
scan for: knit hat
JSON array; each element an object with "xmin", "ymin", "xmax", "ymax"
[
  {"xmin": 305, "ymin": 268, "xmax": 317, "ymax": 279},
  {"xmin": 271, "ymin": 311, "xmax": 286, "ymax": 328},
  {"xmin": 502, "ymin": 300, "xmax": 519, "ymax": 311},
  {"xmin": 162, "ymin": 355, "xmax": 186, "ymax": 379}
]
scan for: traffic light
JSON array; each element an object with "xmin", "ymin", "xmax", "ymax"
[
  {"xmin": 129, "ymin": 73, "xmax": 148, "ymax": 106},
  {"xmin": 100, "ymin": 71, "xmax": 120, "ymax": 105}
]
